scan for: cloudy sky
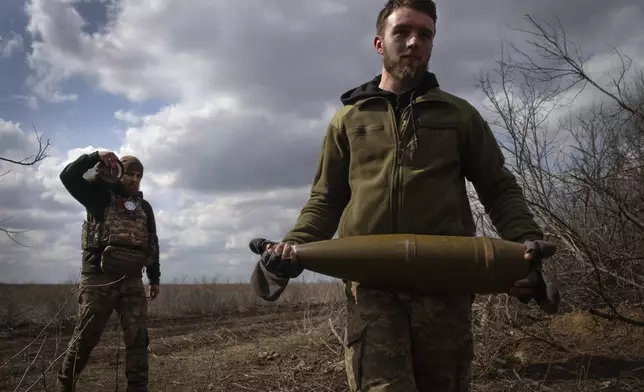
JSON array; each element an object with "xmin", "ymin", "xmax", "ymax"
[{"xmin": 1, "ymin": 0, "xmax": 643, "ymax": 284}]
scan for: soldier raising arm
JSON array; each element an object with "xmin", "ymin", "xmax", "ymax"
[{"xmin": 57, "ymin": 150, "xmax": 159, "ymax": 392}]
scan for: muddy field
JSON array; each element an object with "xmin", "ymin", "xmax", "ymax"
[
  {"xmin": 1, "ymin": 304, "xmax": 348, "ymax": 391},
  {"xmin": 1, "ymin": 283, "xmax": 643, "ymax": 391}
]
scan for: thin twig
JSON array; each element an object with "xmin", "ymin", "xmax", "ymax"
[
  {"xmin": 23, "ymin": 315, "xmax": 97, "ymax": 392},
  {"xmin": 327, "ymin": 317, "xmax": 343, "ymax": 347},
  {"xmin": 1, "ymin": 276, "xmax": 125, "ymax": 370},
  {"xmin": 13, "ymin": 333, "xmax": 48, "ymax": 391}
]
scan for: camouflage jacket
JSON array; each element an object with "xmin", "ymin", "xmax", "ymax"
[
  {"xmin": 251, "ymin": 71, "xmax": 543, "ymax": 300},
  {"xmin": 59, "ymin": 151, "xmax": 161, "ymax": 285}
]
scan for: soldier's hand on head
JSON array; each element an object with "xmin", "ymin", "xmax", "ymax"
[{"xmin": 98, "ymin": 151, "xmax": 120, "ymax": 168}]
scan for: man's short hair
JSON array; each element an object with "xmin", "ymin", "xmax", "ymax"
[{"xmin": 376, "ymin": 0, "xmax": 438, "ymax": 35}]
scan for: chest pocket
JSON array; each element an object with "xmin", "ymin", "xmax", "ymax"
[
  {"xmin": 104, "ymin": 197, "xmax": 149, "ymax": 249},
  {"xmin": 403, "ymin": 117, "xmax": 462, "ymax": 171},
  {"xmin": 346, "ymin": 124, "xmax": 394, "ymax": 178}
]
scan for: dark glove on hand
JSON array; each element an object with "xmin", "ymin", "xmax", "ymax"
[
  {"xmin": 518, "ymin": 239, "xmax": 560, "ymax": 314},
  {"xmin": 524, "ymin": 239, "xmax": 557, "ymax": 261},
  {"xmin": 261, "ymin": 249, "xmax": 292, "ymax": 277},
  {"xmin": 519, "ymin": 239, "xmax": 556, "ymax": 295},
  {"xmin": 249, "ymin": 238, "xmax": 276, "ymax": 255},
  {"xmin": 249, "ymin": 238, "xmax": 302, "ymax": 279}
]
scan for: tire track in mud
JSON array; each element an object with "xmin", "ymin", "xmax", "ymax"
[
  {"xmin": 0, "ymin": 303, "xmax": 336, "ymax": 373},
  {"xmin": 145, "ymin": 307, "xmax": 333, "ymax": 359},
  {"xmin": 147, "ymin": 303, "xmax": 331, "ymax": 341}
]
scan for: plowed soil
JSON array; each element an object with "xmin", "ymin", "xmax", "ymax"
[{"xmin": 1, "ymin": 303, "xmax": 644, "ymax": 392}]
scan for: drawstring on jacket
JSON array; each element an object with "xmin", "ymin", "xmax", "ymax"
[
  {"xmin": 409, "ymin": 90, "xmax": 418, "ymax": 152},
  {"xmin": 396, "ymin": 90, "xmax": 418, "ymax": 157}
]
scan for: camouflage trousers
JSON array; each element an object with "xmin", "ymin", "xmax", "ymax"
[
  {"xmin": 57, "ymin": 274, "xmax": 149, "ymax": 392},
  {"xmin": 343, "ymin": 281, "xmax": 474, "ymax": 392}
]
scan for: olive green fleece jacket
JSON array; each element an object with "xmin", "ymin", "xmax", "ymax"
[{"xmin": 251, "ymin": 72, "xmax": 542, "ymax": 300}]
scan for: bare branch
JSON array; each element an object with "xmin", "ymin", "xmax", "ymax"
[
  {"xmin": 0, "ymin": 217, "xmax": 33, "ymax": 247},
  {"xmin": 509, "ymin": 14, "xmax": 644, "ymax": 121},
  {"xmin": 475, "ymin": 14, "xmax": 644, "ymax": 327},
  {"xmin": 0, "ymin": 125, "xmax": 51, "ymax": 166},
  {"xmin": 1, "ymin": 124, "xmax": 51, "ymax": 245}
]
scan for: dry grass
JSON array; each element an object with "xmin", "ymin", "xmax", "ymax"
[
  {"xmin": 0, "ymin": 280, "xmax": 643, "ymax": 392},
  {"xmin": 0, "ymin": 279, "xmax": 345, "ymax": 328}
]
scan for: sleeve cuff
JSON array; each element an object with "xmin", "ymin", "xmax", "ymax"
[{"xmin": 517, "ymin": 234, "xmax": 543, "ymax": 243}]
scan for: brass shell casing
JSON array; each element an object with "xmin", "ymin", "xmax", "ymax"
[{"xmin": 291, "ymin": 234, "xmax": 529, "ymax": 294}]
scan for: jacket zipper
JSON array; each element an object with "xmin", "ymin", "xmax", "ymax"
[
  {"xmin": 389, "ymin": 103, "xmax": 400, "ymax": 234},
  {"xmin": 390, "ymin": 103, "xmax": 412, "ymax": 234}
]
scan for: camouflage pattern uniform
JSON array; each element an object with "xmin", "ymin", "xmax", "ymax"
[
  {"xmin": 57, "ymin": 153, "xmax": 160, "ymax": 392},
  {"xmin": 344, "ymin": 282, "xmax": 473, "ymax": 391},
  {"xmin": 60, "ymin": 274, "xmax": 149, "ymax": 390},
  {"xmin": 251, "ymin": 71, "xmax": 543, "ymax": 391}
]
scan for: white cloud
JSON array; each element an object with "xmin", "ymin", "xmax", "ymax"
[
  {"xmin": 3, "ymin": 0, "xmax": 643, "ymax": 284},
  {"xmin": 0, "ymin": 31, "xmax": 24, "ymax": 58},
  {"xmin": 0, "ymin": 122, "xmax": 315, "ymax": 283},
  {"xmin": 24, "ymin": 0, "xmax": 378, "ymax": 110},
  {"xmin": 478, "ymin": 17, "xmax": 644, "ymax": 158},
  {"xmin": 0, "ymin": 115, "xmax": 318, "ymax": 283},
  {"xmin": 112, "ymin": 95, "xmax": 337, "ymax": 194}
]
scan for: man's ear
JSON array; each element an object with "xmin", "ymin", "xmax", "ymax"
[{"xmin": 373, "ymin": 35, "xmax": 384, "ymax": 55}]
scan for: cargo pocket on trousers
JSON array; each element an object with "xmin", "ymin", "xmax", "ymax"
[{"xmin": 344, "ymin": 322, "xmax": 367, "ymax": 392}]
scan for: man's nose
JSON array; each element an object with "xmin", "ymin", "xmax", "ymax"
[{"xmin": 406, "ymin": 35, "xmax": 419, "ymax": 48}]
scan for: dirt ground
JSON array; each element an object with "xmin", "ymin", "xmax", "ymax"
[{"xmin": 1, "ymin": 303, "xmax": 644, "ymax": 392}]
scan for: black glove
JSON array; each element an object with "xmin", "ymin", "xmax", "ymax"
[
  {"xmin": 518, "ymin": 239, "xmax": 560, "ymax": 314},
  {"xmin": 524, "ymin": 239, "xmax": 557, "ymax": 261},
  {"xmin": 249, "ymin": 238, "xmax": 276, "ymax": 255},
  {"xmin": 249, "ymin": 238, "xmax": 303, "ymax": 278}
]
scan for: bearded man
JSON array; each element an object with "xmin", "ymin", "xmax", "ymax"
[
  {"xmin": 250, "ymin": 0, "xmax": 554, "ymax": 391},
  {"xmin": 57, "ymin": 151, "xmax": 160, "ymax": 392}
]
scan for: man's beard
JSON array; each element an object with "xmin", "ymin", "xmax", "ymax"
[
  {"xmin": 383, "ymin": 46, "xmax": 428, "ymax": 83},
  {"xmin": 120, "ymin": 181, "xmax": 139, "ymax": 195},
  {"xmin": 126, "ymin": 185, "xmax": 140, "ymax": 195}
]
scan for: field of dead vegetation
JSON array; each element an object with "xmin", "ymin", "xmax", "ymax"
[{"xmin": 1, "ymin": 281, "xmax": 643, "ymax": 392}]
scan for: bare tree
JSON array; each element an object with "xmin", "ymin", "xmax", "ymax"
[
  {"xmin": 1, "ymin": 124, "xmax": 50, "ymax": 246},
  {"xmin": 475, "ymin": 14, "xmax": 644, "ymax": 326},
  {"xmin": 1, "ymin": 28, "xmax": 51, "ymax": 246}
]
